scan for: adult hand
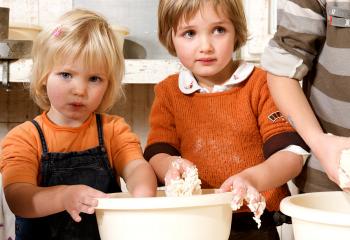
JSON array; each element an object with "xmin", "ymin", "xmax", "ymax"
[{"xmin": 312, "ymin": 133, "xmax": 350, "ymax": 188}]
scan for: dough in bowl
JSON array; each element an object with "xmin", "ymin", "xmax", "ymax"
[
  {"xmin": 165, "ymin": 164, "xmax": 202, "ymax": 197},
  {"xmin": 339, "ymin": 149, "xmax": 350, "ymax": 189}
]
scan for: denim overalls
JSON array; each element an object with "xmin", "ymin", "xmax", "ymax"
[{"xmin": 15, "ymin": 114, "xmax": 121, "ymax": 240}]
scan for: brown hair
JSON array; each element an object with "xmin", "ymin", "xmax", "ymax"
[
  {"xmin": 158, "ymin": 0, "xmax": 247, "ymax": 56},
  {"xmin": 30, "ymin": 8, "xmax": 124, "ymax": 112}
]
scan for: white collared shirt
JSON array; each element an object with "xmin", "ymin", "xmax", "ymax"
[
  {"xmin": 177, "ymin": 61, "xmax": 310, "ymax": 163},
  {"xmin": 179, "ymin": 61, "xmax": 255, "ymax": 94}
]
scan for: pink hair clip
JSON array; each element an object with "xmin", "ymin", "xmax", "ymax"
[{"xmin": 52, "ymin": 26, "xmax": 62, "ymax": 37}]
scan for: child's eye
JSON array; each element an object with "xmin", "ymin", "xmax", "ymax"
[
  {"xmin": 89, "ymin": 76, "xmax": 102, "ymax": 82},
  {"xmin": 59, "ymin": 72, "xmax": 72, "ymax": 79},
  {"xmin": 183, "ymin": 30, "xmax": 195, "ymax": 39},
  {"xmin": 213, "ymin": 27, "xmax": 225, "ymax": 35}
]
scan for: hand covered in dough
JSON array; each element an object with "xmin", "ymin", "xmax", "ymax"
[
  {"xmin": 220, "ymin": 175, "xmax": 266, "ymax": 228},
  {"xmin": 338, "ymin": 149, "xmax": 350, "ymax": 191},
  {"xmin": 164, "ymin": 157, "xmax": 201, "ymax": 197},
  {"xmin": 164, "ymin": 157, "xmax": 194, "ymax": 185}
]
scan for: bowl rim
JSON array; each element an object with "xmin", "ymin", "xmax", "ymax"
[
  {"xmin": 95, "ymin": 189, "xmax": 234, "ymax": 210},
  {"xmin": 280, "ymin": 191, "xmax": 350, "ymax": 226},
  {"xmin": 9, "ymin": 22, "xmax": 42, "ymax": 31},
  {"xmin": 111, "ymin": 25, "xmax": 129, "ymax": 36}
]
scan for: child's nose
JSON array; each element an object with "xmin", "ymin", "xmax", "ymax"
[
  {"xmin": 72, "ymin": 79, "xmax": 87, "ymax": 96},
  {"xmin": 199, "ymin": 36, "xmax": 214, "ymax": 53}
]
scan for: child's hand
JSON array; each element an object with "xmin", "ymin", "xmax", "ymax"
[
  {"xmin": 164, "ymin": 157, "xmax": 194, "ymax": 186},
  {"xmin": 219, "ymin": 175, "xmax": 266, "ymax": 228},
  {"xmin": 61, "ymin": 185, "xmax": 108, "ymax": 222},
  {"xmin": 220, "ymin": 176, "xmax": 260, "ymax": 209}
]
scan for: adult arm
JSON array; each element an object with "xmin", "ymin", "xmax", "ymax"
[
  {"xmin": 267, "ymin": 74, "xmax": 350, "ymax": 184},
  {"xmin": 262, "ymin": 0, "xmax": 350, "ymax": 185}
]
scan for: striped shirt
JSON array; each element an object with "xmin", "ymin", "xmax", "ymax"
[{"xmin": 261, "ymin": 0, "xmax": 350, "ymax": 192}]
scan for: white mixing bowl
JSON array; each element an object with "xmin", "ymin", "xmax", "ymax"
[
  {"xmin": 280, "ymin": 191, "xmax": 350, "ymax": 240},
  {"xmin": 95, "ymin": 189, "xmax": 233, "ymax": 240}
]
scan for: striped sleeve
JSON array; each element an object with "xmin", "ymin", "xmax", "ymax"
[{"xmin": 261, "ymin": 0, "xmax": 326, "ymax": 80}]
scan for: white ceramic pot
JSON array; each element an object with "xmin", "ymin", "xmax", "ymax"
[
  {"xmin": 95, "ymin": 189, "xmax": 233, "ymax": 240},
  {"xmin": 111, "ymin": 25, "xmax": 128, "ymax": 51},
  {"xmin": 8, "ymin": 23, "xmax": 128, "ymax": 51},
  {"xmin": 9, "ymin": 23, "xmax": 42, "ymax": 40},
  {"xmin": 280, "ymin": 191, "xmax": 350, "ymax": 240}
]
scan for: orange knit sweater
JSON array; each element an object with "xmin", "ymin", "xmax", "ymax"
[{"xmin": 145, "ymin": 67, "xmax": 308, "ymax": 211}]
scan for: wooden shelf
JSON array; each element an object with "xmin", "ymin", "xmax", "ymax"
[
  {"xmin": 123, "ymin": 59, "xmax": 185, "ymax": 84},
  {"xmin": 1, "ymin": 59, "xmax": 185, "ymax": 85}
]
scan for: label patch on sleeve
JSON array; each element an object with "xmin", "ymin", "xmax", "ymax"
[{"xmin": 268, "ymin": 111, "xmax": 284, "ymax": 123}]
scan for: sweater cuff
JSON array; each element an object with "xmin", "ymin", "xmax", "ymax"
[
  {"xmin": 263, "ymin": 132, "xmax": 309, "ymax": 159},
  {"xmin": 144, "ymin": 142, "xmax": 180, "ymax": 161}
]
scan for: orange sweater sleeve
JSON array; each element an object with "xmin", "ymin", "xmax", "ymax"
[
  {"xmin": 250, "ymin": 70, "xmax": 293, "ymax": 141},
  {"xmin": 250, "ymin": 69, "xmax": 308, "ymax": 158},
  {"xmin": 0, "ymin": 121, "xmax": 41, "ymax": 187},
  {"xmin": 146, "ymin": 76, "xmax": 180, "ymax": 150}
]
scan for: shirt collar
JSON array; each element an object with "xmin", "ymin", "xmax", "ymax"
[{"xmin": 178, "ymin": 61, "xmax": 255, "ymax": 94}]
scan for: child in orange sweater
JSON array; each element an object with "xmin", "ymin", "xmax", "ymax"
[
  {"xmin": 144, "ymin": 0, "xmax": 309, "ymax": 239},
  {"xmin": 0, "ymin": 9, "xmax": 157, "ymax": 240}
]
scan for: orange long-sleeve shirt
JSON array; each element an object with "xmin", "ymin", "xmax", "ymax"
[
  {"xmin": 145, "ymin": 67, "xmax": 308, "ymax": 211},
  {"xmin": 0, "ymin": 112, "xmax": 143, "ymax": 188}
]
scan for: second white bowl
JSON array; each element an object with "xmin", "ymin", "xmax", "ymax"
[{"xmin": 280, "ymin": 191, "xmax": 350, "ymax": 240}]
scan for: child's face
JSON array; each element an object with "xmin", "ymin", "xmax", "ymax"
[
  {"xmin": 45, "ymin": 57, "xmax": 108, "ymax": 127},
  {"xmin": 172, "ymin": 3, "xmax": 236, "ymax": 84}
]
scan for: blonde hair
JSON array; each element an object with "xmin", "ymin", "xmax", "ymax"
[
  {"xmin": 30, "ymin": 8, "xmax": 124, "ymax": 112},
  {"xmin": 158, "ymin": 0, "xmax": 247, "ymax": 56}
]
